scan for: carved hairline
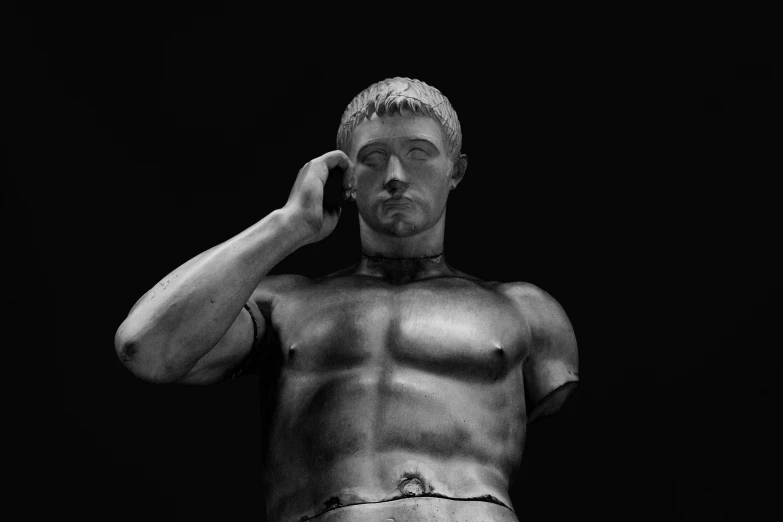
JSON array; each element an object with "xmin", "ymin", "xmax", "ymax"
[
  {"xmin": 339, "ymin": 95, "xmax": 450, "ymax": 124},
  {"xmin": 336, "ymin": 77, "xmax": 462, "ymax": 162}
]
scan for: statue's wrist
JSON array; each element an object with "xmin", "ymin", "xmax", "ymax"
[{"xmin": 275, "ymin": 206, "xmax": 318, "ymax": 246}]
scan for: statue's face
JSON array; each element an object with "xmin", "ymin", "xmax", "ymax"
[{"xmin": 349, "ymin": 114, "xmax": 455, "ymax": 237}]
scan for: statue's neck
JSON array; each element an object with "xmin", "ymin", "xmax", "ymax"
[{"xmin": 356, "ymin": 252, "xmax": 452, "ymax": 283}]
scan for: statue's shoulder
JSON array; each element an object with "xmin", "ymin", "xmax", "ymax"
[
  {"xmin": 254, "ymin": 265, "xmax": 364, "ymax": 299},
  {"xmin": 497, "ymin": 281, "xmax": 550, "ymax": 301},
  {"xmin": 446, "ymin": 267, "xmax": 536, "ymax": 296},
  {"xmin": 445, "ymin": 266, "xmax": 498, "ymax": 288},
  {"xmin": 497, "ymin": 281, "xmax": 573, "ymax": 332},
  {"xmin": 319, "ymin": 263, "xmax": 361, "ymax": 280},
  {"xmin": 252, "ymin": 273, "xmax": 314, "ymax": 303}
]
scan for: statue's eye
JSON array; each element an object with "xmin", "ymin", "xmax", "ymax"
[
  {"xmin": 362, "ymin": 151, "xmax": 386, "ymax": 167},
  {"xmin": 409, "ymin": 147, "xmax": 430, "ymax": 160}
]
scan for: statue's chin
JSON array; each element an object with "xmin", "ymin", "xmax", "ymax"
[{"xmin": 382, "ymin": 218, "xmax": 419, "ymax": 237}]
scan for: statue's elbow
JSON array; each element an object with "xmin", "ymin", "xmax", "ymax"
[{"xmin": 114, "ymin": 326, "xmax": 176, "ymax": 384}]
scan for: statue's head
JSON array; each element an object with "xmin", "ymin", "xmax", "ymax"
[
  {"xmin": 336, "ymin": 77, "xmax": 462, "ymax": 165},
  {"xmin": 335, "ymin": 78, "xmax": 467, "ymax": 239}
]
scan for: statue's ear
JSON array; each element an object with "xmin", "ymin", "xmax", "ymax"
[{"xmin": 449, "ymin": 154, "xmax": 468, "ymax": 190}]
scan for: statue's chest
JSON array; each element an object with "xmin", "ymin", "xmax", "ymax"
[{"xmin": 271, "ymin": 279, "xmax": 529, "ymax": 379}]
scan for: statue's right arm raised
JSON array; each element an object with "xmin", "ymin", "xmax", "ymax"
[{"xmin": 114, "ymin": 151, "xmax": 353, "ymax": 384}]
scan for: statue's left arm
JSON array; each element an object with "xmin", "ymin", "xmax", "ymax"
[{"xmin": 505, "ymin": 283, "xmax": 579, "ymax": 423}]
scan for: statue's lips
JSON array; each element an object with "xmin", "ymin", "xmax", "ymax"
[{"xmin": 383, "ymin": 198, "xmax": 412, "ymax": 207}]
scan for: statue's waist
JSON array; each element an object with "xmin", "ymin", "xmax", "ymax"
[
  {"xmin": 283, "ymin": 494, "xmax": 518, "ymax": 522},
  {"xmin": 264, "ymin": 454, "xmax": 515, "ymax": 522}
]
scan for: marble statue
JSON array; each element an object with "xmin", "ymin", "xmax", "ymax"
[{"xmin": 115, "ymin": 77, "xmax": 579, "ymax": 522}]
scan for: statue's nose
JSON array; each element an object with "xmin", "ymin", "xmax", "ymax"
[
  {"xmin": 384, "ymin": 177, "xmax": 410, "ymax": 194},
  {"xmin": 383, "ymin": 156, "xmax": 409, "ymax": 194}
]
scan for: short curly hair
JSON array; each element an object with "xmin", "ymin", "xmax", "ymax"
[{"xmin": 336, "ymin": 77, "xmax": 462, "ymax": 163}]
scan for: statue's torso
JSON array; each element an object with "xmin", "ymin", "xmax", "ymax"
[{"xmin": 257, "ymin": 273, "xmax": 530, "ymax": 522}]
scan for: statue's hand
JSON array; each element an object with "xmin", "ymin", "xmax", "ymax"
[{"xmin": 283, "ymin": 151, "xmax": 353, "ymax": 245}]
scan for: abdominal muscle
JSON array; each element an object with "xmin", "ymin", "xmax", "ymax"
[{"xmin": 263, "ymin": 366, "xmax": 526, "ymax": 522}]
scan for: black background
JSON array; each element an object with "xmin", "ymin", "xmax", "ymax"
[{"xmin": 10, "ymin": 12, "xmax": 778, "ymax": 521}]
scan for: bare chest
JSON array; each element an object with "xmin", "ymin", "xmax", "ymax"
[{"xmin": 269, "ymin": 277, "xmax": 529, "ymax": 380}]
